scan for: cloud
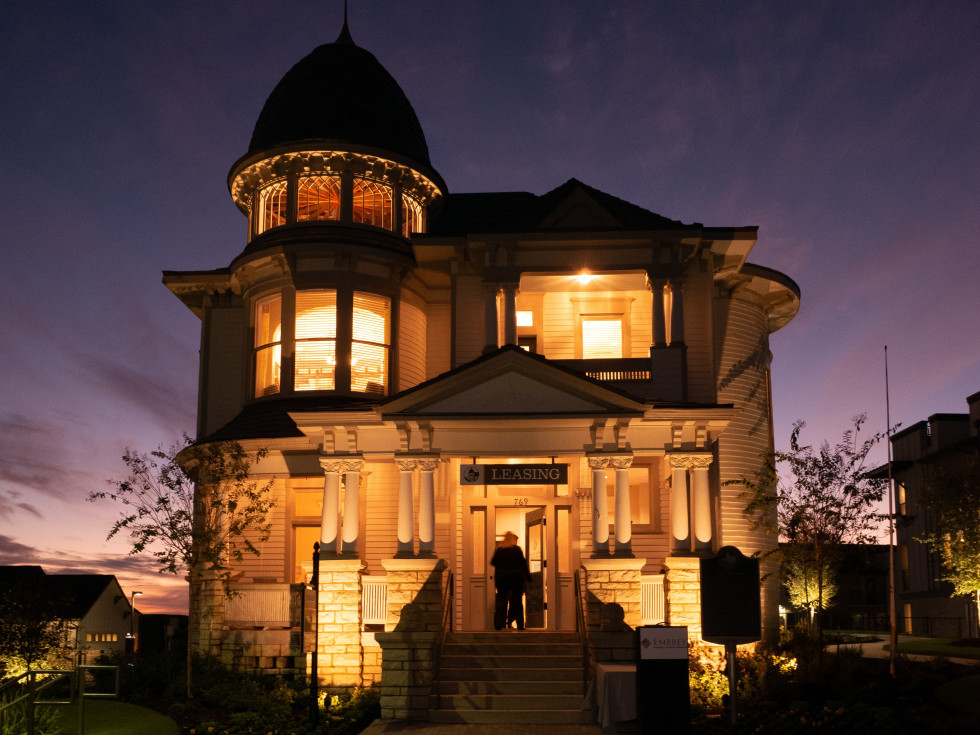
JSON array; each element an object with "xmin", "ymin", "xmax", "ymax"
[{"xmin": 0, "ymin": 413, "xmax": 75, "ymax": 501}]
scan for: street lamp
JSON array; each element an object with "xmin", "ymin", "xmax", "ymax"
[{"xmin": 129, "ymin": 591, "xmax": 143, "ymax": 652}]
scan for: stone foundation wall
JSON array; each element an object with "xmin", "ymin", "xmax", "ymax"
[
  {"xmin": 381, "ymin": 558, "xmax": 447, "ymax": 632},
  {"xmin": 375, "ymin": 632, "xmax": 437, "ymax": 720},
  {"xmin": 580, "ymin": 558, "xmax": 647, "ymax": 629},
  {"xmin": 316, "ymin": 558, "xmax": 365, "ymax": 687}
]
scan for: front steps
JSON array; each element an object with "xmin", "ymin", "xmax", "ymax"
[{"xmin": 430, "ymin": 631, "xmax": 594, "ymax": 724}]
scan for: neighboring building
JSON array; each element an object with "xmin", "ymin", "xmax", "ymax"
[
  {"xmin": 886, "ymin": 393, "xmax": 980, "ymax": 639},
  {"xmin": 0, "ymin": 566, "xmax": 139, "ymax": 664},
  {"xmin": 778, "ymin": 543, "xmax": 892, "ymax": 631},
  {"xmin": 163, "ymin": 20, "xmax": 800, "ymax": 696}
]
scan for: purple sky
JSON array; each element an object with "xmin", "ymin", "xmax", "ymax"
[{"xmin": 2, "ymin": 2, "xmax": 978, "ymax": 614}]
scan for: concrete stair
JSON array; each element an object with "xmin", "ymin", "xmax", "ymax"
[{"xmin": 430, "ymin": 631, "xmax": 594, "ymax": 724}]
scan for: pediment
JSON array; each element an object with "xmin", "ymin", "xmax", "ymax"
[
  {"xmin": 382, "ymin": 346, "xmax": 646, "ymax": 418},
  {"xmin": 537, "ymin": 186, "xmax": 622, "ymax": 230}
]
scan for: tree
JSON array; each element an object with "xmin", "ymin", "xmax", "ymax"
[
  {"xmin": 90, "ymin": 437, "xmax": 275, "ymax": 696},
  {"xmin": 917, "ymin": 456, "xmax": 980, "ymax": 631},
  {"xmin": 0, "ymin": 575, "xmax": 73, "ymax": 675},
  {"xmin": 90, "ymin": 437, "xmax": 275, "ymax": 595},
  {"xmin": 738, "ymin": 414, "xmax": 888, "ymax": 637},
  {"xmin": 782, "ymin": 549, "xmax": 838, "ymax": 626}
]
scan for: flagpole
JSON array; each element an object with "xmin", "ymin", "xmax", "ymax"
[{"xmin": 885, "ymin": 346, "xmax": 898, "ymax": 676}]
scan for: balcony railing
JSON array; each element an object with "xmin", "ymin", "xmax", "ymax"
[{"xmin": 553, "ymin": 358, "xmax": 651, "ymax": 382}]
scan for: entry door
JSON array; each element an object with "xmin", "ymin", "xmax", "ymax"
[{"xmin": 524, "ymin": 507, "xmax": 546, "ymax": 628}]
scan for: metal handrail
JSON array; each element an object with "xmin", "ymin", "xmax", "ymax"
[
  {"xmin": 0, "ymin": 669, "xmax": 74, "ymax": 735},
  {"xmin": 573, "ymin": 570, "xmax": 593, "ymax": 695},
  {"xmin": 432, "ymin": 570, "xmax": 455, "ymax": 685}
]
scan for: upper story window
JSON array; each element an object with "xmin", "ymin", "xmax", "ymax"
[
  {"xmin": 295, "ymin": 290, "xmax": 337, "ymax": 391},
  {"xmin": 402, "ymin": 194, "xmax": 423, "ymax": 237},
  {"xmin": 253, "ymin": 289, "xmax": 390, "ymax": 398},
  {"xmin": 257, "ymin": 180, "xmax": 288, "ymax": 233},
  {"xmin": 351, "ymin": 293, "xmax": 390, "ymax": 395},
  {"xmin": 254, "ymin": 294, "xmax": 282, "ymax": 397},
  {"xmin": 252, "ymin": 171, "xmax": 423, "ymax": 238},
  {"xmin": 297, "ymin": 176, "xmax": 341, "ymax": 222},
  {"xmin": 352, "ymin": 179, "xmax": 393, "ymax": 230},
  {"xmin": 581, "ymin": 317, "xmax": 624, "ymax": 359}
]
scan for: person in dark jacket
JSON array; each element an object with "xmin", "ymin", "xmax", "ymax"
[{"xmin": 490, "ymin": 531, "xmax": 532, "ymax": 630}]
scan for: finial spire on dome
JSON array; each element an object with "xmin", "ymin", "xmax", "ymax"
[{"xmin": 336, "ymin": 0, "xmax": 354, "ymax": 45}]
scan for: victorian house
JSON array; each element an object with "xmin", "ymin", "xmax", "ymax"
[{"xmin": 164, "ymin": 21, "xmax": 799, "ymax": 720}]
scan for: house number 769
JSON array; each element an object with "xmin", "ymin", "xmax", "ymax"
[{"xmin": 513, "ymin": 498, "xmax": 528, "ymax": 506}]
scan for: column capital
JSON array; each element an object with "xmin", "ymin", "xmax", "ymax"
[
  {"xmin": 666, "ymin": 453, "xmax": 712, "ymax": 470},
  {"xmin": 340, "ymin": 458, "xmax": 364, "ymax": 473},
  {"xmin": 609, "ymin": 455, "xmax": 633, "ymax": 470},
  {"xmin": 319, "ymin": 457, "xmax": 344, "ymax": 473},
  {"xmin": 395, "ymin": 458, "xmax": 418, "ymax": 472},
  {"xmin": 587, "ymin": 456, "xmax": 611, "ymax": 470},
  {"xmin": 416, "ymin": 458, "xmax": 440, "ymax": 472}
]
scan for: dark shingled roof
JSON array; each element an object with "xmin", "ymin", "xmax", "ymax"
[
  {"xmin": 426, "ymin": 179, "xmax": 689, "ymax": 236},
  {"xmin": 201, "ymin": 395, "xmax": 384, "ymax": 444},
  {"xmin": 248, "ymin": 23, "xmax": 432, "ymax": 169}
]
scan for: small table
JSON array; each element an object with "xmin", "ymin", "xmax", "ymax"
[{"xmin": 594, "ymin": 663, "xmax": 636, "ymax": 734}]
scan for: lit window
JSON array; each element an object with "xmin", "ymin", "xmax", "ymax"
[
  {"xmin": 352, "ymin": 179, "xmax": 393, "ymax": 230},
  {"xmin": 257, "ymin": 180, "xmax": 287, "ymax": 234},
  {"xmin": 295, "ymin": 291, "xmax": 337, "ymax": 391},
  {"xmin": 297, "ymin": 176, "xmax": 341, "ymax": 222},
  {"xmin": 402, "ymin": 194, "xmax": 423, "ymax": 236},
  {"xmin": 516, "ymin": 311, "xmax": 533, "ymax": 327},
  {"xmin": 254, "ymin": 295, "xmax": 282, "ymax": 397},
  {"xmin": 351, "ymin": 293, "xmax": 390, "ymax": 394},
  {"xmin": 582, "ymin": 318, "xmax": 623, "ymax": 359}
]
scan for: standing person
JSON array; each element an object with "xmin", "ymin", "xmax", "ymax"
[{"xmin": 490, "ymin": 531, "xmax": 532, "ymax": 630}]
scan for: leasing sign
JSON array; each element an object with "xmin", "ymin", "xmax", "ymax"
[{"xmin": 459, "ymin": 463, "xmax": 568, "ymax": 485}]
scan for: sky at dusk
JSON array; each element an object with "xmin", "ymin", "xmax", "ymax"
[{"xmin": 2, "ymin": 2, "xmax": 978, "ymax": 614}]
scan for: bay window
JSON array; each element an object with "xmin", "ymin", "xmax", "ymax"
[
  {"xmin": 254, "ymin": 294, "xmax": 282, "ymax": 396},
  {"xmin": 253, "ymin": 289, "xmax": 390, "ymax": 397},
  {"xmin": 351, "ymin": 293, "xmax": 390, "ymax": 394},
  {"xmin": 295, "ymin": 290, "xmax": 337, "ymax": 391}
]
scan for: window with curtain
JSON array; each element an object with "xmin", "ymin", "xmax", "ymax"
[
  {"xmin": 295, "ymin": 290, "xmax": 337, "ymax": 391},
  {"xmin": 582, "ymin": 317, "xmax": 623, "ymax": 358},
  {"xmin": 351, "ymin": 292, "xmax": 389, "ymax": 394},
  {"xmin": 254, "ymin": 294, "xmax": 282, "ymax": 397}
]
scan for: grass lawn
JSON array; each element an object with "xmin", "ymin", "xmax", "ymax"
[
  {"xmin": 47, "ymin": 699, "xmax": 179, "ymax": 735},
  {"xmin": 935, "ymin": 674, "xmax": 980, "ymax": 714},
  {"xmin": 890, "ymin": 637, "xmax": 980, "ymax": 660}
]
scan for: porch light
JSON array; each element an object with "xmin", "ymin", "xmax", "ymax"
[{"xmin": 577, "ymin": 270, "xmax": 593, "ymax": 284}]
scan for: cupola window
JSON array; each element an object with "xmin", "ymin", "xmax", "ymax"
[
  {"xmin": 351, "ymin": 292, "xmax": 390, "ymax": 394},
  {"xmin": 295, "ymin": 290, "xmax": 337, "ymax": 391},
  {"xmin": 402, "ymin": 194, "xmax": 423, "ymax": 237},
  {"xmin": 297, "ymin": 176, "xmax": 341, "ymax": 222},
  {"xmin": 257, "ymin": 180, "xmax": 288, "ymax": 233},
  {"xmin": 254, "ymin": 294, "xmax": 282, "ymax": 396},
  {"xmin": 352, "ymin": 179, "xmax": 394, "ymax": 230}
]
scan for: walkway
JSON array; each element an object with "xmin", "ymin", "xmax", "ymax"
[
  {"xmin": 827, "ymin": 635, "xmax": 980, "ymax": 666},
  {"xmin": 361, "ymin": 722, "xmax": 604, "ymax": 735}
]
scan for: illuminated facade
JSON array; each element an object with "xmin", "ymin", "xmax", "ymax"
[{"xmin": 164, "ymin": 21, "xmax": 799, "ymax": 705}]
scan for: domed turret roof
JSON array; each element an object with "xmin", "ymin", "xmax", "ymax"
[{"xmin": 247, "ymin": 23, "xmax": 433, "ymax": 169}]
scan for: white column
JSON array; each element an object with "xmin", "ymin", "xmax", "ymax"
[
  {"xmin": 668, "ymin": 455, "xmax": 690, "ymax": 553},
  {"xmin": 502, "ymin": 283, "xmax": 518, "ymax": 345},
  {"xmin": 483, "ymin": 284, "xmax": 499, "ymax": 352},
  {"xmin": 651, "ymin": 280, "xmax": 667, "ymax": 347},
  {"xmin": 669, "ymin": 279, "xmax": 685, "ymax": 345},
  {"xmin": 417, "ymin": 458, "xmax": 439, "ymax": 555},
  {"xmin": 341, "ymin": 459, "xmax": 363, "ymax": 555},
  {"xmin": 395, "ymin": 459, "xmax": 417, "ymax": 555},
  {"xmin": 691, "ymin": 456, "xmax": 713, "ymax": 550},
  {"xmin": 612, "ymin": 456, "xmax": 633, "ymax": 551},
  {"xmin": 318, "ymin": 458, "xmax": 342, "ymax": 554},
  {"xmin": 588, "ymin": 457, "xmax": 610, "ymax": 554}
]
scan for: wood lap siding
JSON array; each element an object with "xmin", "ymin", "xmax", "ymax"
[
  {"xmin": 363, "ymin": 462, "xmax": 399, "ymax": 576},
  {"xmin": 398, "ymin": 299, "xmax": 426, "ymax": 390}
]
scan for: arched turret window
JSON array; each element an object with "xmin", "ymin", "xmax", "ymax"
[
  {"xmin": 297, "ymin": 176, "xmax": 341, "ymax": 222},
  {"xmin": 257, "ymin": 180, "xmax": 288, "ymax": 233},
  {"xmin": 352, "ymin": 179, "xmax": 393, "ymax": 230}
]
